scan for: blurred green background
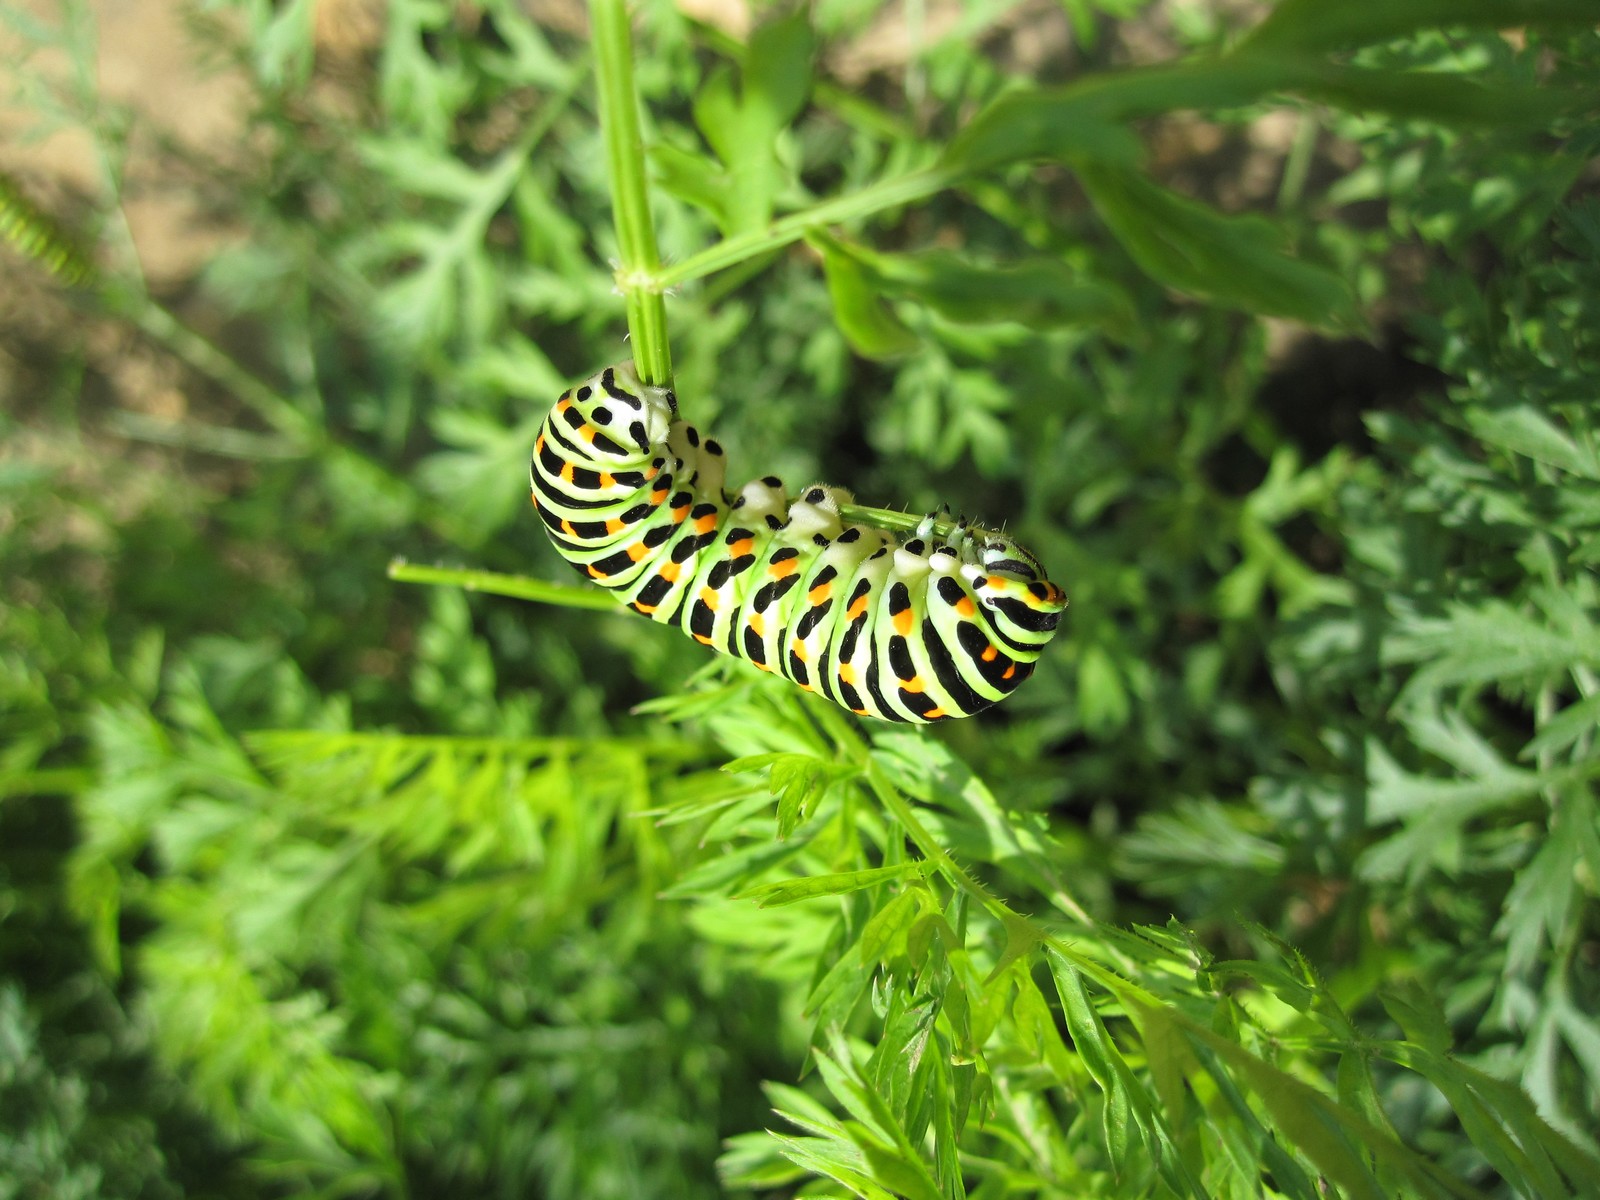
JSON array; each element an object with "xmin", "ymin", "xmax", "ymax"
[{"xmin": 2, "ymin": 0, "xmax": 1598, "ymax": 1196}]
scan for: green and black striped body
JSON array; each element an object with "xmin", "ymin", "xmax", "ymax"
[{"xmin": 530, "ymin": 363, "xmax": 1066, "ymax": 722}]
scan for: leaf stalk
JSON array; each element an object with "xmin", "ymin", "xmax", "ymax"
[{"xmin": 591, "ymin": 0, "xmax": 672, "ymax": 386}]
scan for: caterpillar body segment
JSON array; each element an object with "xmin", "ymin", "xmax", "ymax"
[{"xmin": 531, "ymin": 363, "xmax": 1066, "ymax": 722}]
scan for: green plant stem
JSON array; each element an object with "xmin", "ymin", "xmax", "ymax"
[
  {"xmin": 591, "ymin": 0, "xmax": 671, "ymax": 387},
  {"xmin": 1276, "ymin": 111, "xmax": 1318, "ymax": 210},
  {"xmin": 387, "ymin": 560, "xmax": 622, "ymax": 611},
  {"xmin": 117, "ymin": 292, "xmax": 318, "ymax": 444},
  {"xmin": 655, "ymin": 165, "xmax": 959, "ymax": 290}
]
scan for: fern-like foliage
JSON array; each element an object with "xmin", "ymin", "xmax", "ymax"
[
  {"xmin": 2, "ymin": 1, "xmax": 1597, "ymax": 1197},
  {"xmin": 67, "ymin": 660, "xmax": 1600, "ymax": 1199}
]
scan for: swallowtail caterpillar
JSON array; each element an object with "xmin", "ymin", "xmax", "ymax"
[{"xmin": 530, "ymin": 363, "xmax": 1065, "ymax": 722}]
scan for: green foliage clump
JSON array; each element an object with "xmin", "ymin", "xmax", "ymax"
[{"xmin": 2, "ymin": 0, "xmax": 1598, "ymax": 1196}]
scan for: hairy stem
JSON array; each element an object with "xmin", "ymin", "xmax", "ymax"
[{"xmin": 388, "ymin": 560, "xmax": 623, "ymax": 611}]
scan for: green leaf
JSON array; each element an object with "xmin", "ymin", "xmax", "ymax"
[
  {"xmin": 1388, "ymin": 1045, "xmax": 1594, "ymax": 1199},
  {"xmin": 816, "ymin": 239, "xmax": 919, "ymax": 359},
  {"xmin": 1243, "ymin": 0, "xmax": 1600, "ymax": 54},
  {"xmin": 767, "ymin": 1131, "xmax": 897, "ymax": 1198},
  {"xmin": 947, "ymin": 50, "xmax": 1568, "ymax": 180},
  {"xmin": 659, "ymin": 836, "xmax": 808, "ymax": 899},
  {"xmin": 1012, "ymin": 970, "xmax": 1081, "ymax": 1084},
  {"xmin": 1379, "ymin": 982, "xmax": 1453, "ymax": 1055},
  {"xmin": 416, "ymin": 410, "xmax": 543, "ymax": 542},
  {"xmin": 806, "ymin": 941, "xmax": 875, "ymax": 1038},
  {"xmin": 1295, "ymin": 65, "xmax": 1569, "ymax": 127},
  {"xmin": 738, "ymin": 861, "xmax": 931, "ymax": 908},
  {"xmin": 1077, "ymin": 163, "xmax": 1361, "ymax": 327},
  {"xmin": 1181, "ymin": 1024, "xmax": 1391, "ymax": 1200},
  {"xmin": 650, "ymin": 140, "xmax": 731, "ymax": 228},
  {"xmin": 858, "ymin": 886, "xmax": 927, "ymax": 965},
  {"xmin": 689, "ymin": 14, "xmax": 814, "ymax": 235},
  {"xmin": 1385, "ymin": 601, "xmax": 1600, "ymax": 699},
  {"xmin": 813, "ymin": 1033, "xmax": 947, "ymax": 1200},
  {"xmin": 1076, "ymin": 642, "xmax": 1131, "ymax": 736},
  {"xmin": 1048, "ymin": 952, "xmax": 1188, "ymax": 1190},
  {"xmin": 1524, "ymin": 692, "xmax": 1600, "ymax": 758},
  {"xmin": 944, "ymin": 63, "xmax": 1243, "ymax": 173},
  {"xmin": 744, "ymin": 12, "xmax": 815, "ymax": 133},
  {"xmin": 1358, "ymin": 711, "xmax": 1574, "ymax": 882},
  {"xmin": 1497, "ymin": 792, "xmax": 1590, "ymax": 977},
  {"xmin": 723, "ymin": 752, "xmax": 859, "ymax": 838},
  {"xmin": 1464, "ymin": 405, "xmax": 1600, "ymax": 480},
  {"xmin": 819, "ymin": 235, "xmax": 1135, "ymax": 337}
]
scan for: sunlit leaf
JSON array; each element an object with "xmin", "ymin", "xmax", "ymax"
[{"xmin": 738, "ymin": 861, "xmax": 930, "ymax": 907}]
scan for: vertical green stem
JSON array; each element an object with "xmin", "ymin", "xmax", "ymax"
[{"xmin": 590, "ymin": 0, "xmax": 672, "ymax": 387}]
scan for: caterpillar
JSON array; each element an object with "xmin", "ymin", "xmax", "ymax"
[
  {"xmin": 529, "ymin": 363, "xmax": 1066, "ymax": 723},
  {"xmin": 0, "ymin": 173, "xmax": 93, "ymax": 287}
]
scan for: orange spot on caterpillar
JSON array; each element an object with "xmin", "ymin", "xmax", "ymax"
[
  {"xmin": 847, "ymin": 595, "xmax": 870, "ymax": 622},
  {"xmin": 581, "ymin": 426, "xmax": 598, "ymax": 444},
  {"xmin": 587, "ymin": 564, "xmax": 608, "ymax": 579},
  {"xmin": 605, "ymin": 518, "xmax": 625, "ymax": 534},
  {"xmin": 599, "ymin": 472, "xmax": 616, "ymax": 488},
  {"xmin": 955, "ymin": 595, "xmax": 976, "ymax": 618},
  {"xmin": 1002, "ymin": 665, "xmax": 1016, "ymax": 680},
  {"xmin": 535, "ymin": 435, "xmax": 546, "ymax": 455},
  {"xmin": 924, "ymin": 707, "xmax": 947, "ymax": 720},
  {"xmin": 671, "ymin": 504, "xmax": 691, "ymax": 524},
  {"xmin": 626, "ymin": 543, "xmax": 649, "ymax": 562},
  {"xmin": 699, "ymin": 587, "xmax": 719, "ymax": 611},
  {"xmin": 900, "ymin": 676, "xmax": 925, "ymax": 694},
  {"xmin": 556, "ymin": 400, "xmax": 572, "ymax": 414},
  {"xmin": 561, "ymin": 462, "xmax": 575, "ymax": 484},
  {"xmin": 808, "ymin": 582, "xmax": 832, "ymax": 605},
  {"xmin": 660, "ymin": 561, "xmax": 682, "ymax": 582},
  {"xmin": 749, "ymin": 613, "xmax": 767, "ymax": 637},
  {"xmin": 986, "ymin": 575, "xmax": 1005, "ymax": 590},
  {"xmin": 694, "ymin": 513, "xmax": 719, "ymax": 535},
  {"xmin": 561, "ymin": 519, "xmax": 576, "ymax": 536},
  {"xmin": 693, "ymin": 633, "xmax": 713, "ymax": 645},
  {"xmin": 981, "ymin": 646, "xmax": 999, "ymax": 663},
  {"xmin": 529, "ymin": 492, "xmax": 539, "ymax": 508},
  {"xmin": 632, "ymin": 601, "xmax": 657, "ymax": 615},
  {"xmin": 893, "ymin": 608, "xmax": 914, "ymax": 636},
  {"xmin": 728, "ymin": 537, "xmax": 754, "ymax": 557},
  {"xmin": 791, "ymin": 639, "xmax": 807, "ymax": 663},
  {"xmin": 768, "ymin": 557, "xmax": 798, "ymax": 578},
  {"xmin": 839, "ymin": 663, "xmax": 858, "ymax": 686}
]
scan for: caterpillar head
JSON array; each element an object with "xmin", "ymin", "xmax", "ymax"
[
  {"xmin": 968, "ymin": 533, "xmax": 1067, "ymax": 631},
  {"xmin": 565, "ymin": 363, "xmax": 677, "ymax": 463}
]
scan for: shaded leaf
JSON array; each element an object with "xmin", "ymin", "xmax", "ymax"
[
  {"xmin": 1243, "ymin": 0, "xmax": 1600, "ymax": 54},
  {"xmin": 1077, "ymin": 163, "xmax": 1360, "ymax": 327},
  {"xmin": 819, "ymin": 235, "xmax": 1135, "ymax": 337},
  {"xmin": 816, "ymin": 239, "xmax": 919, "ymax": 359}
]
